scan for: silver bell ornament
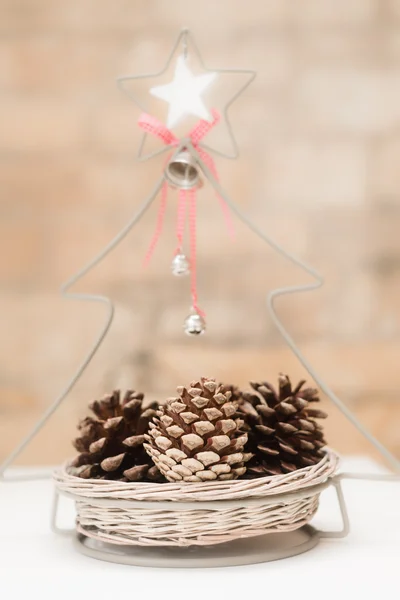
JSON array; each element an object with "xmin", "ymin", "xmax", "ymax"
[
  {"xmin": 184, "ymin": 311, "xmax": 206, "ymax": 336},
  {"xmin": 165, "ymin": 149, "xmax": 201, "ymax": 190},
  {"xmin": 171, "ymin": 253, "xmax": 190, "ymax": 276}
]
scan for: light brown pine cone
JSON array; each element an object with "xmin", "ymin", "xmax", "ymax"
[{"xmin": 144, "ymin": 377, "xmax": 252, "ymax": 482}]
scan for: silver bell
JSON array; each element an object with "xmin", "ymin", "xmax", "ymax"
[
  {"xmin": 184, "ymin": 312, "xmax": 206, "ymax": 336},
  {"xmin": 165, "ymin": 149, "xmax": 200, "ymax": 190},
  {"xmin": 171, "ymin": 253, "xmax": 190, "ymax": 276}
]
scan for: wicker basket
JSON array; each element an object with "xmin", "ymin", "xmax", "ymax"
[{"xmin": 54, "ymin": 449, "xmax": 338, "ymax": 548}]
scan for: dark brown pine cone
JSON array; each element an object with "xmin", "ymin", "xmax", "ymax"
[
  {"xmin": 144, "ymin": 377, "xmax": 252, "ymax": 482},
  {"xmin": 238, "ymin": 374, "xmax": 328, "ymax": 477},
  {"xmin": 71, "ymin": 390, "xmax": 164, "ymax": 482}
]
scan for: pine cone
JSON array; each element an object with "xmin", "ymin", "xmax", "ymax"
[
  {"xmin": 71, "ymin": 390, "xmax": 163, "ymax": 482},
  {"xmin": 238, "ymin": 374, "xmax": 327, "ymax": 476},
  {"xmin": 144, "ymin": 377, "xmax": 252, "ymax": 482}
]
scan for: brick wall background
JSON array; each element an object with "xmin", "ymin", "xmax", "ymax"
[{"xmin": 1, "ymin": 0, "xmax": 400, "ymax": 466}]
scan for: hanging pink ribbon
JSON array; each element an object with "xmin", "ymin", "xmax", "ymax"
[{"xmin": 138, "ymin": 109, "xmax": 234, "ymax": 317}]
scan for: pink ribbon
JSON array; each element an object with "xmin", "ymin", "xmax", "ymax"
[{"xmin": 138, "ymin": 109, "xmax": 234, "ymax": 317}]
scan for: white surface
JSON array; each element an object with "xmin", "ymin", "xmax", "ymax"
[{"xmin": 0, "ymin": 458, "xmax": 399, "ymax": 599}]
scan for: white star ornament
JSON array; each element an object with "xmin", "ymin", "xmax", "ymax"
[{"xmin": 150, "ymin": 55, "xmax": 217, "ymax": 129}]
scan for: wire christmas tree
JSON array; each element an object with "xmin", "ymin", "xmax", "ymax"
[{"xmin": 0, "ymin": 32, "xmax": 398, "ymax": 541}]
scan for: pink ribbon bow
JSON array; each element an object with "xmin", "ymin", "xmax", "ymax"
[{"xmin": 138, "ymin": 109, "xmax": 234, "ymax": 317}]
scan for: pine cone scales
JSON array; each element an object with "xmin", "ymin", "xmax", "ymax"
[
  {"xmin": 144, "ymin": 377, "xmax": 252, "ymax": 482},
  {"xmin": 72, "ymin": 390, "xmax": 162, "ymax": 482},
  {"xmin": 239, "ymin": 374, "xmax": 327, "ymax": 476}
]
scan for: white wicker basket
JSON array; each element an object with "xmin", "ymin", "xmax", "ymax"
[{"xmin": 54, "ymin": 449, "xmax": 338, "ymax": 548}]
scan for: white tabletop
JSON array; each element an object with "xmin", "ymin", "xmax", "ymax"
[{"xmin": 0, "ymin": 458, "xmax": 399, "ymax": 599}]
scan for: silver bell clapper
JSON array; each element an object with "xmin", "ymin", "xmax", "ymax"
[
  {"xmin": 165, "ymin": 148, "xmax": 201, "ymax": 190},
  {"xmin": 184, "ymin": 310, "xmax": 206, "ymax": 336},
  {"xmin": 171, "ymin": 252, "xmax": 190, "ymax": 276}
]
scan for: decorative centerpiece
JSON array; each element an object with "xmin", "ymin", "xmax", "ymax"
[
  {"xmin": 49, "ymin": 30, "xmax": 348, "ymax": 566},
  {"xmin": 6, "ymin": 28, "xmax": 399, "ymax": 569}
]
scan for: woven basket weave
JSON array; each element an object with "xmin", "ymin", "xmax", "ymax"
[{"xmin": 54, "ymin": 449, "xmax": 338, "ymax": 547}]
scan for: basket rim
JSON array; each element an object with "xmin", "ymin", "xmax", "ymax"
[{"xmin": 54, "ymin": 447, "xmax": 339, "ymax": 503}]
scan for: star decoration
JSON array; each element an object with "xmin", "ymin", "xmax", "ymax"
[
  {"xmin": 150, "ymin": 55, "xmax": 217, "ymax": 129},
  {"xmin": 117, "ymin": 29, "xmax": 256, "ymax": 159}
]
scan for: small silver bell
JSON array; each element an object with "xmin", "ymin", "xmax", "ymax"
[
  {"xmin": 184, "ymin": 312, "xmax": 206, "ymax": 336},
  {"xmin": 165, "ymin": 149, "xmax": 200, "ymax": 190},
  {"xmin": 171, "ymin": 253, "xmax": 190, "ymax": 276}
]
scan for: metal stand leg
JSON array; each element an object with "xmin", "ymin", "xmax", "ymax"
[
  {"xmin": 318, "ymin": 477, "xmax": 350, "ymax": 539},
  {"xmin": 51, "ymin": 486, "xmax": 75, "ymax": 537}
]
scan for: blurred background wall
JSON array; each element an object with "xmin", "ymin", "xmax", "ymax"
[{"xmin": 1, "ymin": 0, "xmax": 400, "ymax": 466}]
